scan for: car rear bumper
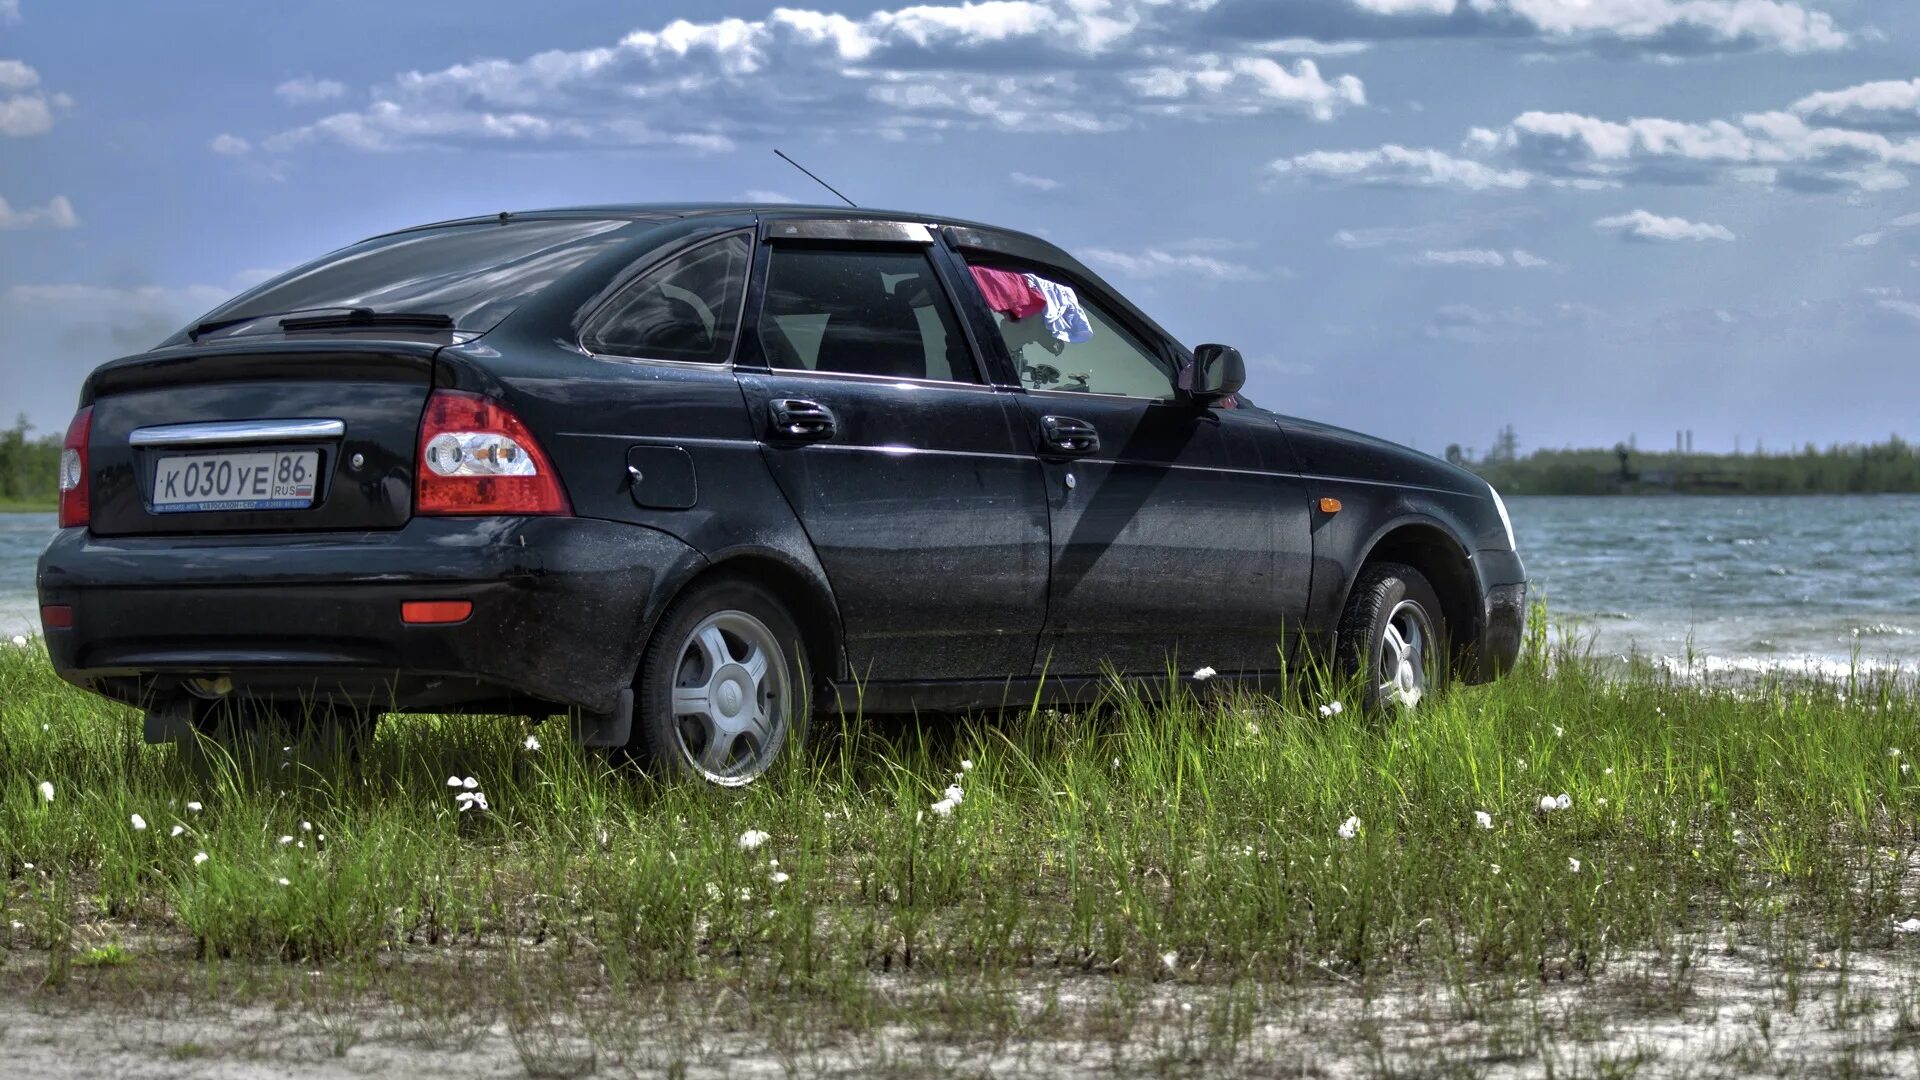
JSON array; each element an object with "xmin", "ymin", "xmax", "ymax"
[{"xmin": 36, "ymin": 516, "xmax": 702, "ymax": 720}]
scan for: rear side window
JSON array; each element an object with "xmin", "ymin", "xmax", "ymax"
[
  {"xmin": 758, "ymin": 247, "xmax": 978, "ymax": 383},
  {"xmin": 584, "ymin": 233, "xmax": 750, "ymax": 362},
  {"xmin": 191, "ymin": 218, "xmax": 633, "ymax": 337}
]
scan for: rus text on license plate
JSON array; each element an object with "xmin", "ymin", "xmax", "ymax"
[{"xmin": 152, "ymin": 450, "xmax": 320, "ymax": 513}]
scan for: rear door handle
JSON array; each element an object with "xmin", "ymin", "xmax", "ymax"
[
  {"xmin": 769, "ymin": 398, "xmax": 837, "ymax": 442},
  {"xmin": 1039, "ymin": 415, "xmax": 1099, "ymax": 456}
]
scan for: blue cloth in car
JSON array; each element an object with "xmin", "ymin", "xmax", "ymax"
[{"xmin": 1024, "ymin": 273, "xmax": 1094, "ymax": 344}]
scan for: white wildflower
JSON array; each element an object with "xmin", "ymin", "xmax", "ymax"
[
  {"xmin": 186, "ymin": 801, "xmax": 203, "ymax": 813},
  {"xmin": 1161, "ymin": 951, "xmax": 1179, "ymax": 972},
  {"xmin": 1337, "ymin": 815, "xmax": 1360, "ymax": 840},
  {"xmin": 1596, "ymin": 797, "xmax": 1609, "ymax": 807},
  {"xmin": 278, "ymin": 835, "xmax": 294, "ymax": 845},
  {"xmin": 1904, "ymin": 763, "xmax": 1913, "ymax": 776},
  {"xmin": 170, "ymin": 824, "xmax": 185, "ymax": 837},
  {"xmin": 277, "ymin": 877, "xmax": 290, "ymax": 886},
  {"xmin": 1603, "ymin": 768, "xmax": 1614, "ymax": 776},
  {"xmin": 1112, "ymin": 757, "xmax": 1121, "ymax": 769},
  {"xmin": 1891, "ymin": 748, "xmax": 1903, "ymax": 758},
  {"xmin": 1553, "ymin": 725, "xmax": 1564, "ymax": 737},
  {"xmin": 1474, "ymin": 811, "xmax": 1493, "ymax": 830},
  {"xmin": 1893, "ymin": 917, "xmax": 1920, "ymax": 934},
  {"xmin": 9, "ymin": 920, "xmax": 21, "ymax": 930},
  {"xmin": 10, "ymin": 635, "xmax": 25, "ymax": 647},
  {"xmin": 769, "ymin": 870, "xmax": 791, "ymax": 885},
  {"xmin": 1569, "ymin": 857, "xmax": 1582, "ymax": 873},
  {"xmin": 1192, "ymin": 666, "xmax": 1216, "ymax": 681},
  {"xmin": 705, "ymin": 882, "xmax": 722, "ymax": 901},
  {"xmin": 455, "ymin": 791, "xmax": 489, "ymax": 812},
  {"xmin": 300, "ymin": 821, "xmax": 312, "ymax": 832},
  {"xmin": 930, "ymin": 798, "xmax": 956, "ymax": 818},
  {"xmin": 1556, "ymin": 793, "xmax": 1572, "ymax": 810},
  {"xmin": 1491, "ymin": 863, "xmax": 1502, "ymax": 875},
  {"xmin": 943, "ymin": 784, "xmax": 965, "ymax": 805},
  {"xmin": 446, "ymin": 776, "xmax": 462, "ymax": 788},
  {"xmin": 1318, "ymin": 700, "xmax": 1345, "ymax": 718},
  {"xmin": 738, "ymin": 829, "xmax": 770, "ymax": 851},
  {"xmin": 130, "ymin": 814, "xmax": 147, "ymax": 831},
  {"xmin": 461, "ymin": 776, "xmax": 479, "ymax": 790},
  {"xmin": 37, "ymin": 780, "xmax": 53, "ymax": 802},
  {"xmin": 961, "ymin": 759, "xmax": 974, "ymax": 772},
  {"xmin": 524, "ymin": 734, "xmax": 541, "ymax": 751}
]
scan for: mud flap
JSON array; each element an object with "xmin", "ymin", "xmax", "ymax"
[
  {"xmin": 144, "ymin": 699, "xmax": 195, "ymax": 744},
  {"xmin": 572, "ymin": 687, "xmax": 634, "ymax": 748}
]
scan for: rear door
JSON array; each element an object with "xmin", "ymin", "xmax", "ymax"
[
  {"xmin": 734, "ymin": 219, "xmax": 1050, "ymax": 682},
  {"xmin": 954, "ymin": 250, "xmax": 1314, "ymax": 677}
]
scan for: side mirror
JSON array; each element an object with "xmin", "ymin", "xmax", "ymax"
[{"xmin": 1189, "ymin": 344, "xmax": 1245, "ymax": 404}]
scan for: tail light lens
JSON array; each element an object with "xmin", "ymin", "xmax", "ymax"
[
  {"xmin": 57, "ymin": 406, "xmax": 92, "ymax": 528},
  {"xmin": 415, "ymin": 390, "xmax": 570, "ymax": 516}
]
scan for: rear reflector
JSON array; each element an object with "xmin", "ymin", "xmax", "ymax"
[
  {"xmin": 401, "ymin": 600, "xmax": 473, "ymax": 625},
  {"xmin": 41, "ymin": 604, "xmax": 73, "ymax": 630}
]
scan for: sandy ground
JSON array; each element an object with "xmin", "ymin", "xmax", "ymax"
[{"xmin": 5, "ymin": 942, "xmax": 1920, "ymax": 1078}]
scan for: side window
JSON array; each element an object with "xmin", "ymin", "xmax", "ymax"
[
  {"xmin": 584, "ymin": 233, "xmax": 749, "ymax": 362},
  {"xmin": 969, "ymin": 264, "xmax": 1175, "ymax": 399},
  {"xmin": 759, "ymin": 247, "xmax": 978, "ymax": 383}
]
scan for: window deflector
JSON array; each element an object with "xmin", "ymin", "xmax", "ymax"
[{"xmin": 761, "ymin": 219, "xmax": 935, "ymax": 245}]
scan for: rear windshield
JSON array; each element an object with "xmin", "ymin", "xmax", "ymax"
[{"xmin": 186, "ymin": 218, "xmax": 634, "ymax": 338}]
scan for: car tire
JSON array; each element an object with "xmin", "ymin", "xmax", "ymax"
[
  {"xmin": 630, "ymin": 575, "xmax": 808, "ymax": 786},
  {"xmin": 1337, "ymin": 562, "xmax": 1449, "ymax": 712}
]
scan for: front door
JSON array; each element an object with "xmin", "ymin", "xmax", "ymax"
[
  {"xmin": 958, "ymin": 255, "xmax": 1313, "ymax": 677},
  {"xmin": 735, "ymin": 225, "xmax": 1050, "ymax": 683}
]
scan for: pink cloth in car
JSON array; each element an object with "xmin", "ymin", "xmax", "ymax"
[{"xmin": 968, "ymin": 265, "xmax": 1046, "ymax": 320}]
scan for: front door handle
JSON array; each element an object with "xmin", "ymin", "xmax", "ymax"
[
  {"xmin": 1039, "ymin": 415, "xmax": 1099, "ymax": 456},
  {"xmin": 769, "ymin": 399, "xmax": 837, "ymax": 442}
]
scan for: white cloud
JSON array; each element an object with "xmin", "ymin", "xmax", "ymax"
[
  {"xmin": 0, "ymin": 1, "xmax": 17, "ymax": 24},
  {"xmin": 1010, "ymin": 171, "xmax": 1061, "ymax": 191},
  {"xmin": 1081, "ymin": 246, "xmax": 1268, "ymax": 282},
  {"xmin": 247, "ymin": 3, "xmax": 1376, "ymax": 154},
  {"xmin": 1418, "ymin": 248, "xmax": 1509, "ymax": 267},
  {"xmin": 1270, "ymin": 144, "xmax": 1533, "ymax": 190},
  {"xmin": 743, "ymin": 189, "xmax": 800, "ymax": 203},
  {"xmin": 0, "ymin": 193, "xmax": 76, "ymax": 229},
  {"xmin": 1790, "ymin": 78, "xmax": 1920, "ymax": 130},
  {"xmin": 1287, "ymin": 74, "xmax": 1920, "ymax": 198},
  {"xmin": 209, "ymin": 133, "xmax": 251, "ymax": 156},
  {"xmin": 1327, "ymin": 0, "xmax": 1848, "ymax": 53},
  {"xmin": 274, "ymin": 77, "xmax": 348, "ymax": 105},
  {"xmin": 0, "ymin": 60, "xmax": 36, "ymax": 91},
  {"xmin": 1850, "ymin": 211, "xmax": 1920, "ymax": 248},
  {"xmin": 1413, "ymin": 248, "xmax": 1552, "ymax": 268},
  {"xmin": 0, "ymin": 59, "xmax": 70, "ymax": 137},
  {"xmin": 1594, "ymin": 209, "xmax": 1735, "ymax": 242},
  {"xmin": 1254, "ymin": 38, "xmax": 1372, "ymax": 57}
]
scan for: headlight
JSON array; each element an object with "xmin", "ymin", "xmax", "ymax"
[{"xmin": 1489, "ymin": 484, "xmax": 1516, "ymax": 551}]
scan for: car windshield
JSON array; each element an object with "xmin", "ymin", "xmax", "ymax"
[{"xmin": 184, "ymin": 217, "xmax": 636, "ymax": 339}]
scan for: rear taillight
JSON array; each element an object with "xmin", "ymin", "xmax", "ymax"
[
  {"xmin": 57, "ymin": 406, "xmax": 92, "ymax": 528},
  {"xmin": 414, "ymin": 390, "xmax": 570, "ymax": 516}
]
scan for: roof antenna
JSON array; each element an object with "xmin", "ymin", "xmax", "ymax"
[{"xmin": 774, "ymin": 149, "xmax": 857, "ymax": 209}]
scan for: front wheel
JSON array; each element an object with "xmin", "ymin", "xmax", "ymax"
[
  {"xmin": 1336, "ymin": 562, "xmax": 1449, "ymax": 712},
  {"xmin": 630, "ymin": 576, "xmax": 807, "ymax": 786}
]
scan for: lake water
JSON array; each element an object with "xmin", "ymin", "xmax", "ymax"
[{"xmin": 4, "ymin": 496, "xmax": 1917, "ymax": 674}]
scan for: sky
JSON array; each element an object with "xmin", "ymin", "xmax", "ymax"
[{"xmin": 3, "ymin": 0, "xmax": 1919, "ymax": 459}]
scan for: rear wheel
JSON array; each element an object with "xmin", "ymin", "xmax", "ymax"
[
  {"xmin": 1337, "ymin": 562, "xmax": 1449, "ymax": 712},
  {"xmin": 630, "ymin": 576, "xmax": 806, "ymax": 786}
]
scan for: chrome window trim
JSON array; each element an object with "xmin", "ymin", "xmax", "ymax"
[
  {"xmin": 129, "ymin": 419, "xmax": 346, "ymax": 447},
  {"xmin": 760, "ymin": 365, "xmax": 998, "ymax": 392}
]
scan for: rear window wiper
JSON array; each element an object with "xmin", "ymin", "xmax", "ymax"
[{"xmin": 278, "ymin": 308, "xmax": 456, "ymax": 333}]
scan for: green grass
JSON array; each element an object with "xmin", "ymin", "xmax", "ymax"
[
  {"xmin": 0, "ymin": 498, "xmax": 55, "ymax": 513},
  {"xmin": 3, "ymin": 630, "xmax": 1919, "ymax": 1074}
]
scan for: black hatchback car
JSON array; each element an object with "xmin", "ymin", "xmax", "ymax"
[{"xmin": 38, "ymin": 204, "xmax": 1526, "ymax": 784}]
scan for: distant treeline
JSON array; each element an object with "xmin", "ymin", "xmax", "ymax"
[
  {"xmin": 0, "ymin": 416, "xmax": 61, "ymax": 509},
  {"xmin": 1466, "ymin": 436, "xmax": 1920, "ymax": 495}
]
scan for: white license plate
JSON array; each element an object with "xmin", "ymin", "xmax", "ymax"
[{"xmin": 152, "ymin": 450, "xmax": 321, "ymax": 513}]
